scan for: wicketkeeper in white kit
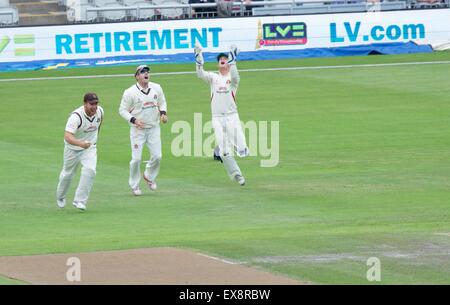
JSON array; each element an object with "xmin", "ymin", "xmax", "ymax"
[
  {"xmin": 56, "ymin": 93, "xmax": 104, "ymax": 211},
  {"xmin": 119, "ymin": 65, "xmax": 168, "ymax": 196},
  {"xmin": 194, "ymin": 44, "xmax": 249, "ymax": 186}
]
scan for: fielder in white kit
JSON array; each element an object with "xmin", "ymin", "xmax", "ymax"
[
  {"xmin": 56, "ymin": 93, "xmax": 104, "ymax": 211},
  {"xmin": 194, "ymin": 44, "xmax": 249, "ymax": 186},
  {"xmin": 119, "ymin": 65, "xmax": 168, "ymax": 196}
]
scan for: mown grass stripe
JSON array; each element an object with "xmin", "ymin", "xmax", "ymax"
[{"xmin": 0, "ymin": 60, "xmax": 449, "ymax": 82}]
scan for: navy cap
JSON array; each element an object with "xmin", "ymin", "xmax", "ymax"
[
  {"xmin": 135, "ymin": 65, "xmax": 150, "ymax": 76},
  {"xmin": 216, "ymin": 53, "xmax": 228, "ymax": 62},
  {"xmin": 84, "ymin": 92, "xmax": 99, "ymax": 103}
]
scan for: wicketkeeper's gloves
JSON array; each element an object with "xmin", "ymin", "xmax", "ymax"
[
  {"xmin": 227, "ymin": 44, "xmax": 239, "ymax": 65},
  {"xmin": 194, "ymin": 44, "xmax": 204, "ymax": 66}
]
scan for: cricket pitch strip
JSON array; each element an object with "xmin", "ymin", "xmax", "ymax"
[{"xmin": 0, "ymin": 247, "xmax": 303, "ymax": 284}]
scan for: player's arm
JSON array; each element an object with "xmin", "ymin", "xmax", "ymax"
[
  {"xmin": 98, "ymin": 107, "xmax": 104, "ymax": 134},
  {"xmin": 228, "ymin": 45, "xmax": 240, "ymax": 90},
  {"xmin": 196, "ymin": 65, "xmax": 214, "ymax": 85},
  {"xmin": 158, "ymin": 87, "xmax": 168, "ymax": 124},
  {"xmin": 229, "ymin": 65, "xmax": 240, "ymax": 90},
  {"xmin": 64, "ymin": 113, "xmax": 91, "ymax": 149},
  {"xmin": 119, "ymin": 91, "xmax": 144, "ymax": 129},
  {"xmin": 194, "ymin": 44, "xmax": 213, "ymax": 84},
  {"xmin": 64, "ymin": 132, "xmax": 91, "ymax": 149}
]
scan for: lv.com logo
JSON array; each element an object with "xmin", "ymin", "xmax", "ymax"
[
  {"xmin": 258, "ymin": 22, "xmax": 307, "ymax": 47},
  {"xmin": 330, "ymin": 22, "xmax": 425, "ymax": 43},
  {"xmin": 0, "ymin": 34, "xmax": 35, "ymax": 56}
]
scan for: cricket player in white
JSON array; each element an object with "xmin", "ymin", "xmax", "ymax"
[
  {"xmin": 195, "ymin": 44, "xmax": 249, "ymax": 186},
  {"xmin": 56, "ymin": 93, "xmax": 104, "ymax": 211},
  {"xmin": 119, "ymin": 65, "xmax": 168, "ymax": 196}
]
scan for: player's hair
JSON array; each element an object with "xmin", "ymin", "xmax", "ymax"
[{"xmin": 84, "ymin": 93, "xmax": 99, "ymax": 103}]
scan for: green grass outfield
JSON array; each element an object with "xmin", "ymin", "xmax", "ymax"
[
  {"xmin": 1, "ymin": 52, "xmax": 449, "ymax": 284},
  {"xmin": 0, "ymin": 276, "xmax": 27, "ymax": 285}
]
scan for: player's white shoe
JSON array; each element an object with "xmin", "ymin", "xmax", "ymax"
[
  {"xmin": 235, "ymin": 174, "xmax": 246, "ymax": 186},
  {"xmin": 143, "ymin": 174, "xmax": 157, "ymax": 191},
  {"xmin": 132, "ymin": 187, "xmax": 142, "ymax": 196},
  {"xmin": 57, "ymin": 198, "xmax": 66, "ymax": 208},
  {"xmin": 72, "ymin": 201, "xmax": 86, "ymax": 211}
]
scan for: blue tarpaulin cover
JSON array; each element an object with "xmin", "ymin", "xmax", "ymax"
[{"xmin": 0, "ymin": 41, "xmax": 433, "ymax": 72}]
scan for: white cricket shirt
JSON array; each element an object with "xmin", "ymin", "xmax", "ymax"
[
  {"xmin": 119, "ymin": 82, "xmax": 167, "ymax": 128},
  {"xmin": 64, "ymin": 105, "xmax": 104, "ymax": 151},
  {"xmin": 196, "ymin": 64, "xmax": 240, "ymax": 117}
]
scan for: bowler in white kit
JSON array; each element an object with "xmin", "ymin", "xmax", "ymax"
[
  {"xmin": 194, "ymin": 44, "xmax": 249, "ymax": 185},
  {"xmin": 119, "ymin": 65, "xmax": 168, "ymax": 196},
  {"xmin": 56, "ymin": 93, "xmax": 104, "ymax": 211}
]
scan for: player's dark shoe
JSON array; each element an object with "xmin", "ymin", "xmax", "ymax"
[{"xmin": 213, "ymin": 146, "xmax": 223, "ymax": 163}]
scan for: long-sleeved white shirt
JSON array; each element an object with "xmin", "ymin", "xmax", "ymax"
[
  {"xmin": 196, "ymin": 64, "xmax": 240, "ymax": 117},
  {"xmin": 119, "ymin": 82, "xmax": 167, "ymax": 128}
]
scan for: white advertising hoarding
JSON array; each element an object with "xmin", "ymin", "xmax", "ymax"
[{"xmin": 0, "ymin": 9, "xmax": 448, "ymax": 65}]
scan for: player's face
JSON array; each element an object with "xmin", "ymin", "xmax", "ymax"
[
  {"xmin": 84, "ymin": 101, "xmax": 98, "ymax": 116},
  {"xmin": 218, "ymin": 56, "xmax": 229, "ymax": 69},
  {"xmin": 136, "ymin": 68, "xmax": 150, "ymax": 84}
]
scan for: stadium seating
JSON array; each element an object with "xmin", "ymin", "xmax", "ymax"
[
  {"xmin": 122, "ymin": 0, "xmax": 155, "ymax": 20},
  {"xmin": 252, "ymin": 1, "xmax": 407, "ymax": 16},
  {"xmin": 92, "ymin": 0, "xmax": 127, "ymax": 20},
  {"xmin": 2, "ymin": 0, "xmax": 449, "ymax": 26},
  {"xmin": 413, "ymin": 0, "xmax": 447, "ymax": 8},
  {"xmin": 378, "ymin": 1, "xmax": 408, "ymax": 10},
  {"xmin": 66, "ymin": 0, "xmax": 97, "ymax": 22},
  {"xmin": 0, "ymin": 0, "xmax": 19, "ymax": 25},
  {"xmin": 152, "ymin": 0, "xmax": 185, "ymax": 19}
]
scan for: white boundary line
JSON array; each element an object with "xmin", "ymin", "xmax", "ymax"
[
  {"xmin": 0, "ymin": 60, "xmax": 449, "ymax": 82},
  {"xmin": 197, "ymin": 253, "xmax": 237, "ymax": 265}
]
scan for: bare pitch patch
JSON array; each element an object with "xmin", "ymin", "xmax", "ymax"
[
  {"xmin": 0, "ymin": 248, "xmax": 302, "ymax": 285},
  {"xmin": 435, "ymin": 233, "xmax": 450, "ymax": 237},
  {"xmin": 251, "ymin": 253, "xmax": 365, "ymax": 264}
]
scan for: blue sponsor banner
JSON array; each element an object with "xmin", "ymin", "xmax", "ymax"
[
  {"xmin": 0, "ymin": 9, "xmax": 448, "ymax": 72},
  {"xmin": 0, "ymin": 42, "xmax": 432, "ymax": 72}
]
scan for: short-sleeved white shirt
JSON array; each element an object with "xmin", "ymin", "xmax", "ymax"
[{"xmin": 64, "ymin": 105, "xmax": 104, "ymax": 151}]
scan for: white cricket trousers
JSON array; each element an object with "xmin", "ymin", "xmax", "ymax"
[
  {"xmin": 129, "ymin": 125, "xmax": 162, "ymax": 189},
  {"xmin": 56, "ymin": 146, "xmax": 97, "ymax": 205},
  {"xmin": 212, "ymin": 113, "xmax": 248, "ymax": 179}
]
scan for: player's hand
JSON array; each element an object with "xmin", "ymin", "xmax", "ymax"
[
  {"xmin": 160, "ymin": 114, "xmax": 168, "ymax": 124},
  {"xmin": 194, "ymin": 43, "xmax": 204, "ymax": 65},
  {"xmin": 228, "ymin": 44, "xmax": 239, "ymax": 65},
  {"xmin": 81, "ymin": 140, "xmax": 91, "ymax": 149},
  {"xmin": 135, "ymin": 119, "xmax": 145, "ymax": 129},
  {"xmin": 194, "ymin": 43, "xmax": 202, "ymax": 55}
]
